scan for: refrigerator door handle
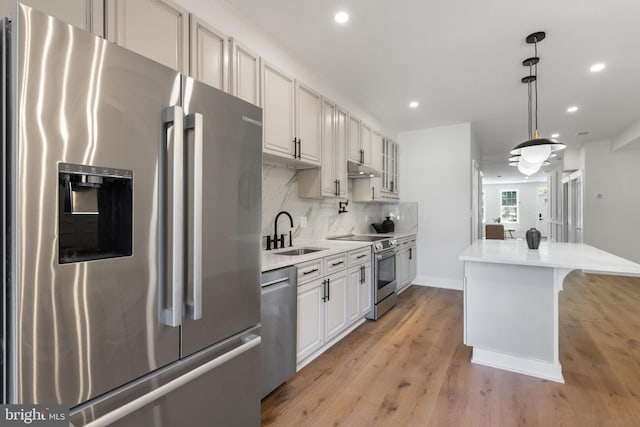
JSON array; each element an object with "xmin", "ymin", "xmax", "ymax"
[
  {"xmin": 82, "ymin": 334, "xmax": 262, "ymax": 427},
  {"xmin": 162, "ymin": 106, "xmax": 185, "ymax": 327},
  {"xmin": 185, "ymin": 112, "xmax": 203, "ymax": 320}
]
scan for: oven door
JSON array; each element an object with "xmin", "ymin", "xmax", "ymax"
[{"xmin": 375, "ymin": 249, "xmax": 397, "ymax": 302}]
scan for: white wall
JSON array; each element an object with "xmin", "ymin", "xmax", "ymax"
[
  {"xmin": 399, "ymin": 123, "xmax": 472, "ymax": 290},
  {"xmin": 583, "ymin": 140, "xmax": 640, "ymax": 263},
  {"xmin": 483, "ymin": 182, "xmax": 548, "ymax": 238}
]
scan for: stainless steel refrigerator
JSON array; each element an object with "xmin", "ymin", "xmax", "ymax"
[{"xmin": 1, "ymin": 3, "xmax": 262, "ymax": 426}]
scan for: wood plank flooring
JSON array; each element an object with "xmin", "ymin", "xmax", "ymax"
[{"xmin": 261, "ymin": 271, "xmax": 640, "ymax": 426}]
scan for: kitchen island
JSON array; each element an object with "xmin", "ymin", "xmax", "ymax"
[{"xmin": 459, "ymin": 240, "xmax": 640, "ymax": 383}]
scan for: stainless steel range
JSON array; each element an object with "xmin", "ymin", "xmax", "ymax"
[{"xmin": 329, "ymin": 235, "xmax": 398, "ymax": 319}]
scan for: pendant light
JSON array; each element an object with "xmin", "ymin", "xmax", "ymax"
[{"xmin": 510, "ymin": 32, "xmax": 566, "ymax": 174}]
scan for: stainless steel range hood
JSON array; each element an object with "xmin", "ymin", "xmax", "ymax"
[{"xmin": 347, "ymin": 160, "xmax": 381, "ymax": 178}]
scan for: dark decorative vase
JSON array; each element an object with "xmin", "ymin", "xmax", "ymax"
[
  {"xmin": 526, "ymin": 228, "xmax": 541, "ymax": 249},
  {"xmin": 382, "ymin": 216, "xmax": 395, "ymax": 233}
]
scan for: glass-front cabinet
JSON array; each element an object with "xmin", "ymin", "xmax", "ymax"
[{"xmin": 381, "ymin": 137, "xmax": 400, "ymax": 201}]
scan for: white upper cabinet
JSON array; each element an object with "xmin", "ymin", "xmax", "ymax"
[
  {"xmin": 261, "ymin": 60, "xmax": 296, "ymax": 160},
  {"xmin": 381, "ymin": 137, "xmax": 400, "ymax": 201},
  {"xmin": 229, "ymin": 38, "xmax": 260, "ymax": 106},
  {"xmin": 295, "ymin": 82, "xmax": 322, "ymax": 165},
  {"xmin": 20, "ymin": 0, "xmax": 104, "ymax": 35},
  {"xmin": 105, "ymin": 0, "xmax": 189, "ymax": 73},
  {"xmin": 261, "ymin": 60, "xmax": 321, "ymax": 167},
  {"xmin": 297, "ymin": 100, "xmax": 347, "ymax": 198},
  {"xmin": 352, "ymin": 176, "xmax": 384, "ymax": 203},
  {"xmin": 320, "ymin": 99, "xmax": 338, "ymax": 196},
  {"xmin": 334, "ymin": 106, "xmax": 348, "ymax": 197},
  {"xmin": 370, "ymin": 129, "xmax": 382, "ymax": 173},
  {"xmin": 361, "ymin": 122, "xmax": 372, "ymax": 166},
  {"xmin": 189, "ymin": 16, "xmax": 227, "ymax": 91},
  {"xmin": 347, "ymin": 115, "xmax": 362, "ymax": 164},
  {"xmin": 347, "ymin": 116, "xmax": 381, "ymax": 174}
]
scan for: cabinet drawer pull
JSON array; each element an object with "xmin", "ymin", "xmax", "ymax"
[
  {"xmin": 356, "ymin": 254, "xmax": 367, "ymax": 259},
  {"xmin": 331, "ymin": 261, "xmax": 344, "ymax": 267},
  {"xmin": 302, "ymin": 268, "xmax": 319, "ymax": 275}
]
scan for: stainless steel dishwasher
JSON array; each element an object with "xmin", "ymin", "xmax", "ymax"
[{"xmin": 260, "ymin": 266, "xmax": 297, "ymax": 398}]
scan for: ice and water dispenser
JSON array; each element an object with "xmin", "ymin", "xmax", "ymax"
[{"xmin": 58, "ymin": 162, "xmax": 133, "ymax": 263}]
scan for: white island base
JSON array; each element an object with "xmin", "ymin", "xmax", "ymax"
[{"xmin": 460, "ymin": 241, "xmax": 640, "ymax": 383}]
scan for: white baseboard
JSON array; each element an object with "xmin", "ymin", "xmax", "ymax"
[
  {"xmin": 296, "ymin": 318, "xmax": 366, "ymax": 371},
  {"xmin": 412, "ymin": 275, "xmax": 463, "ymax": 291},
  {"xmin": 471, "ymin": 347, "xmax": 565, "ymax": 383}
]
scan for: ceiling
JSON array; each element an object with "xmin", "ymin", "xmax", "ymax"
[{"xmin": 225, "ymin": 0, "xmax": 640, "ymax": 182}]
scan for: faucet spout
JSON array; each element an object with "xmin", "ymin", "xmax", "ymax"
[{"xmin": 274, "ymin": 211, "xmax": 294, "ymax": 249}]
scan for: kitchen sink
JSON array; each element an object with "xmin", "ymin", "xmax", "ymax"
[{"xmin": 273, "ymin": 247, "xmax": 327, "ymax": 256}]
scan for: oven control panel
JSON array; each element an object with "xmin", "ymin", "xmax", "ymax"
[{"xmin": 374, "ymin": 239, "xmax": 397, "ymax": 253}]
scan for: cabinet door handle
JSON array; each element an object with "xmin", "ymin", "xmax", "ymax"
[
  {"xmin": 331, "ymin": 261, "xmax": 344, "ymax": 267},
  {"xmin": 338, "ymin": 179, "xmax": 341, "ymax": 196},
  {"xmin": 292, "ymin": 138, "xmax": 297, "ymax": 159},
  {"xmin": 302, "ymin": 268, "xmax": 319, "ymax": 275},
  {"xmin": 360, "ymin": 265, "xmax": 365, "ymax": 284},
  {"xmin": 327, "ymin": 277, "xmax": 330, "ymax": 301},
  {"xmin": 322, "ymin": 279, "xmax": 327, "ymax": 302},
  {"xmin": 409, "ymin": 248, "xmax": 412, "ymax": 260},
  {"xmin": 371, "ymin": 187, "xmax": 375, "ymax": 200},
  {"xmin": 360, "ymin": 148, "xmax": 364, "ymax": 164},
  {"xmin": 390, "ymin": 180, "xmax": 394, "ymax": 192},
  {"xmin": 297, "ymin": 138, "xmax": 302, "ymax": 159},
  {"xmin": 334, "ymin": 179, "xmax": 339, "ymax": 196}
]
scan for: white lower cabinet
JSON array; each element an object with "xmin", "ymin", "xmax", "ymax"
[
  {"xmin": 296, "ymin": 247, "xmax": 372, "ymax": 367},
  {"xmin": 408, "ymin": 243, "xmax": 417, "ymax": 284},
  {"xmin": 296, "ymin": 270, "xmax": 347, "ymax": 363},
  {"xmin": 296, "ymin": 279, "xmax": 325, "ymax": 362},
  {"xmin": 396, "ymin": 247, "xmax": 409, "ymax": 289},
  {"xmin": 396, "ymin": 235, "xmax": 417, "ymax": 292},
  {"xmin": 324, "ymin": 271, "xmax": 348, "ymax": 341},
  {"xmin": 348, "ymin": 261, "xmax": 372, "ymax": 321}
]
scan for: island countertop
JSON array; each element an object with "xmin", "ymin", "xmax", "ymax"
[{"xmin": 459, "ymin": 240, "xmax": 640, "ymax": 276}]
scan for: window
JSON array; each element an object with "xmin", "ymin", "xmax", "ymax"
[{"xmin": 500, "ymin": 190, "xmax": 519, "ymax": 223}]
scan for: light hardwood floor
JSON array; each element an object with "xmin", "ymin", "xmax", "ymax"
[{"xmin": 261, "ymin": 271, "xmax": 640, "ymax": 426}]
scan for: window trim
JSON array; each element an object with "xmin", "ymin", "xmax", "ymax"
[{"xmin": 500, "ymin": 189, "xmax": 519, "ymax": 223}]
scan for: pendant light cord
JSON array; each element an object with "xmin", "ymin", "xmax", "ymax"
[
  {"xmin": 528, "ymin": 64, "xmax": 533, "ymax": 140},
  {"xmin": 534, "ymin": 38, "xmax": 539, "ymax": 135}
]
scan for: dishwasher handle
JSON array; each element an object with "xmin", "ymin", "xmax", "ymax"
[{"xmin": 261, "ymin": 277, "xmax": 289, "ymax": 290}]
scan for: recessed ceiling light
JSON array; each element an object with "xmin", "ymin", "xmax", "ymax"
[
  {"xmin": 551, "ymin": 133, "xmax": 560, "ymax": 138},
  {"xmin": 567, "ymin": 106, "xmax": 578, "ymax": 113},
  {"xmin": 409, "ymin": 101, "xmax": 419, "ymax": 108},
  {"xmin": 590, "ymin": 63, "xmax": 606, "ymax": 72},
  {"xmin": 334, "ymin": 11, "xmax": 349, "ymax": 24}
]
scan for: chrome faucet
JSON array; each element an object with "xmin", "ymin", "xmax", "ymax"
[{"xmin": 265, "ymin": 211, "xmax": 294, "ymax": 250}]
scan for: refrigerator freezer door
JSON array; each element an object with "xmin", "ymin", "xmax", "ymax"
[
  {"xmin": 69, "ymin": 330, "xmax": 261, "ymax": 426},
  {"xmin": 9, "ymin": 5, "xmax": 181, "ymax": 405},
  {"xmin": 181, "ymin": 77, "xmax": 262, "ymax": 356}
]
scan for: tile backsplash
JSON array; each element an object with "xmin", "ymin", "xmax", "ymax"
[{"xmin": 262, "ymin": 162, "xmax": 401, "ymax": 247}]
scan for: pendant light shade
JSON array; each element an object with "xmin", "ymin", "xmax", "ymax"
[
  {"xmin": 517, "ymin": 157, "xmax": 542, "ymax": 176},
  {"xmin": 510, "ymin": 31, "xmax": 566, "ymax": 175}
]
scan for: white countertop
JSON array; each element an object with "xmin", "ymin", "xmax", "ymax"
[
  {"xmin": 261, "ymin": 240, "xmax": 372, "ymax": 272},
  {"xmin": 459, "ymin": 240, "xmax": 640, "ymax": 275},
  {"xmin": 261, "ymin": 232, "xmax": 416, "ymax": 273}
]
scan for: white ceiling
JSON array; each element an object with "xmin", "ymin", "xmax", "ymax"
[{"xmin": 225, "ymin": 0, "xmax": 640, "ymax": 182}]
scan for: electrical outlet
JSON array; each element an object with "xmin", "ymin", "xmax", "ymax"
[{"xmin": 300, "ymin": 216, "xmax": 308, "ymax": 228}]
